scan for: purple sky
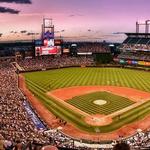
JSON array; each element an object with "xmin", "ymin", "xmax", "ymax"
[{"xmin": 0, "ymin": 0, "xmax": 149, "ymax": 42}]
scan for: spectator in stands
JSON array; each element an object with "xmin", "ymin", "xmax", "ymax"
[
  {"xmin": 113, "ymin": 141, "xmax": 130, "ymax": 150},
  {"xmin": 17, "ymin": 55, "xmax": 95, "ymax": 71}
]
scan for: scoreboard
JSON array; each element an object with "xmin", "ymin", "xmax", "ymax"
[
  {"xmin": 35, "ymin": 19, "xmax": 63, "ymax": 56},
  {"xmin": 35, "ymin": 46, "xmax": 61, "ymax": 56},
  {"xmin": 35, "ymin": 39, "xmax": 62, "ymax": 56}
]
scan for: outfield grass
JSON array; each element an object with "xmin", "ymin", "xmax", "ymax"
[
  {"xmin": 67, "ymin": 91, "xmax": 135, "ymax": 115},
  {"xmin": 24, "ymin": 67, "xmax": 150, "ymax": 92},
  {"xmin": 24, "ymin": 67, "xmax": 150, "ymax": 133}
]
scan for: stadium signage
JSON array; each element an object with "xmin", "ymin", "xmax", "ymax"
[
  {"xmin": 23, "ymin": 101, "xmax": 46, "ymax": 130},
  {"xmin": 77, "ymin": 52, "xmax": 92, "ymax": 55},
  {"xmin": 114, "ymin": 58, "xmax": 150, "ymax": 66}
]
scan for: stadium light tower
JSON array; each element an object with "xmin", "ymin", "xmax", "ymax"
[
  {"xmin": 136, "ymin": 20, "xmax": 150, "ymax": 33},
  {"xmin": 145, "ymin": 20, "xmax": 150, "ymax": 33},
  {"xmin": 136, "ymin": 22, "xmax": 145, "ymax": 33},
  {"xmin": 136, "ymin": 21, "xmax": 145, "ymax": 33},
  {"xmin": 136, "ymin": 21, "xmax": 140, "ymax": 33}
]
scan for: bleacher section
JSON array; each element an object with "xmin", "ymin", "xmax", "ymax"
[
  {"xmin": 123, "ymin": 37, "xmax": 150, "ymax": 45},
  {"xmin": 76, "ymin": 42, "xmax": 110, "ymax": 53},
  {"xmin": 115, "ymin": 33, "xmax": 150, "ymax": 67},
  {"xmin": 17, "ymin": 56, "xmax": 95, "ymax": 71},
  {"xmin": 118, "ymin": 51, "xmax": 150, "ymax": 61},
  {"xmin": 139, "ymin": 38, "xmax": 150, "ymax": 44}
]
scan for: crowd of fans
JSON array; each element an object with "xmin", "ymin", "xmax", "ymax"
[
  {"xmin": 120, "ymin": 44, "xmax": 150, "ymax": 51},
  {"xmin": 0, "ymin": 61, "xmax": 45, "ymax": 149},
  {"xmin": 117, "ymin": 51, "xmax": 150, "ymax": 62},
  {"xmin": 125, "ymin": 129, "xmax": 150, "ymax": 149},
  {"xmin": 1, "ymin": 58, "xmax": 150, "ymax": 150},
  {"xmin": 77, "ymin": 42, "xmax": 110, "ymax": 53},
  {"xmin": 17, "ymin": 56, "xmax": 95, "ymax": 71},
  {"xmin": 110, "ymin": 129, "xmax": 150, "ymax": 149},
  {"xmin": 0, "ymin": 60, "xmax": 75, "ymax": 150}
]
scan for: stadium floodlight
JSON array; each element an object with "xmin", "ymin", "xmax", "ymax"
[{"xmin": 109, "ymin": 44, "xmax": 114, "ymax": 47}]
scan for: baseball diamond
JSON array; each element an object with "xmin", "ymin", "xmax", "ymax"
[
  {"xmin": 67, "ymin": 91, "xmax": 135, "ymax": 115},
  {"xmin": 22, "ymin": 67, "xmax": 150, "ymax": 137}
]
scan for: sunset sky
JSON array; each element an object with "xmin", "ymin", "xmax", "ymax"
[{"xmin": 0, "ymin": 0, "xmax": 149, "ymax": 42}]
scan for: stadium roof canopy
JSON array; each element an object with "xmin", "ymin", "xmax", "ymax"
[
  {"xmin": 123, "ymin": 33, "xmax": 150, "ymax": 44},
  {"xmin": 125, "ymin": 33, "xmax": 150, "ymax": 36}
]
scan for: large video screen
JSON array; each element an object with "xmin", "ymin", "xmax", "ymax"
[
  {"xmin": 35, "ymin": 46, "xmax": 61, "ymax": 56},
  {"xmin": 44, "ymin": 39, "xmax": 54, "ymax": 47}
]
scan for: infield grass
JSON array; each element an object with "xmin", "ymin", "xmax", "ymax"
[{"xmin": 67, "ymin": 91, "xmax": 135, "ymax": 115}]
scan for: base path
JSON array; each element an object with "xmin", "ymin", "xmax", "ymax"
[
  {"xmin": 49, "ymin": 86, "xmax": 150, "ymax": 102},
  {"xmin": 19, "ymin": 75, "xmax": 150, "ymax": 141}
]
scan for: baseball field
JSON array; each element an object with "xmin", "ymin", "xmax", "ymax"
[{"xmin": 22, "ymin": 67, "xmax": 150, "ymax": 136}]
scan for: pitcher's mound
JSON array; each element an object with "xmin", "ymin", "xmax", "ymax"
[{"xmin": 93, "ymin": 100, "xmax": 107, "ymax": 105}]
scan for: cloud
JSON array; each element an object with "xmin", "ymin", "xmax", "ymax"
[
  {"xmin": 26, "ymin": 32, "xmax": 34, "ymax": 36},
  {"xmin": 10, "ymin": 31, "xmax": 18, "ymax": 33},
  {"xmin": 54, "ymin": 30, "xmax": 65, "ymax": 33},
  {"xmin": 26, "ymin": 32, "xmax": 39, "ymax": 36},
  {"xmin": 69, "ymin": 14, "xmax": 75, "ymax": 17},
  {"xmin": 68, "ymin": 14, "xmax": 83, "ymax": 17},
  {"xmin": 54, "ymin": 31, "xmax": 59, "ymax": 33},
  {"xmin": 0, "ymin": 6, "xmax": 19, "ymax": 14},
  {"xmin": 0, "ymin": 0, "xmax": 32, "ymax": 4},
  {"xmin": 33, "ymin": 32, "xmax": 39, "ymax": 35},
  {"xmin": 0, "ymin": 0, "xmax": 32, "ymax": 14},
  {"xmin": 0, "ymin": 33, "xmax": 3, "ymax": 37},
  {"xmin": 20, "ymin": 30, "xmax": 27, "ymax": 33}
]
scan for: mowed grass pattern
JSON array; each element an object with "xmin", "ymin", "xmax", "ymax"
[
  {"xmin": 24, "ymin": 67, "xmax": 150, "ymax": 92},
  {"xmin": 67, "ymin": 92, "xmax": 135, "ymax": 115},
  {"xmin": 24, "ymin": 68, "xmax": 150, "ymax": 133}
]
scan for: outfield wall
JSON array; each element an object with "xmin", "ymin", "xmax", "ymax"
[
  {"xmin": 17, "ymin": 63, "xmax": 150, "ymax": 74},
  {"xmin": 113, "ymin": 58, "xmax": 150, "ymax": 67}
]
